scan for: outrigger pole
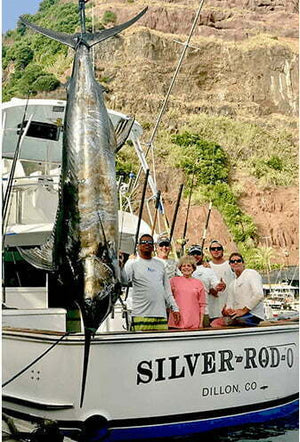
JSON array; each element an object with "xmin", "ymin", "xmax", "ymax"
[
  {"xmin": 134, "ymin": 169, "xmax": 150, "ymax": 253},
  {"xmin": 151, "ymin": 190, "xmax": 161, "ymax": 235}
]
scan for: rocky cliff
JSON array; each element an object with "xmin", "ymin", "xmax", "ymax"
[{"xmin": 84, "ymin": 0, "xmax": 298, "ymax": 265}]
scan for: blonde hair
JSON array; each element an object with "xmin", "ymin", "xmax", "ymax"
[{"xmin": 177, "ymin": 255, "xmax": 197, "ymax": 271}]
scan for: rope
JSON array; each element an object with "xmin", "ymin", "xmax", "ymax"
[{"xmin": 2, "ymin": 332, "xmax": 69, "ymax": 388}]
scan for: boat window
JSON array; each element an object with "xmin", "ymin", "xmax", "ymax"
[
  {"xmin": 52, "ymin": 106, "xmax": 65, "ymax": 113},
  {"xmin": 17, "ymin": 121, "xmax": 61, "ymax": 141}
]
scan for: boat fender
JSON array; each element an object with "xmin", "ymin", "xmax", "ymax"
[{"xmin": 80, "ymin": 415, "xmax": 109, "ymax": 441}]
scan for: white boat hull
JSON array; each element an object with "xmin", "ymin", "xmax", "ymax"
[{"xmin": 2, "ymin": 324, "xmax": 299, "ymax": 440}]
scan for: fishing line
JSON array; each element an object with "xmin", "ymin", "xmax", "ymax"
[
  {"xmin": 2, "ymin": 332, "xmax": 70, "ymax": 388},
  {"xmin": 134, "ymin": 0, "xmax": 205, "ymax": 185}
]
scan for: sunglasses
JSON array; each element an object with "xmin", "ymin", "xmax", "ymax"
[
  {"xmin": 210, "ymin": 246, "xmax": 223, "ymax": 251},
  {"xmin": 229, "ymin": 259, "xmax": 243, "ymax": 264},
  {"xmin": 139, "ymin": 240, "xmax": 154, "ymax": 245},
  {"xmin": 158, "ymin": 242, "xmax": 170, "ymax": 247}
]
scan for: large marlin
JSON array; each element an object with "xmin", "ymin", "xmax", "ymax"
[{"xmin": 19, "ymin": 1, "xmax": 147, "ymax": 406}]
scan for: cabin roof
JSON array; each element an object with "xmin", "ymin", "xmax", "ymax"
[{"xmin": 2, "ymin": 98, "xmax": 143, "ymax": 163}]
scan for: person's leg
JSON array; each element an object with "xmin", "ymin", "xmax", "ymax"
[{"xmin": 131, "ymin": 316, "xmax": 168, "ymax": 331}]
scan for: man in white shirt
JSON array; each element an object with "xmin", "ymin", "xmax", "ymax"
[
  {"xmin": 211, "ymin": 252, "xmax": 265, "ymax": 327},
  {"xmin": 208, "ymin": 240, "xmax": 235, "ymax": 320},
  {"xmin": 188, "ymin": 245, "xmax": 226, "ymax": 326},
  {"xmin": 124, "ymin": 234, "xmax": 180, "ymax": 331},
  {"xmin": 154, "ymin": 235, "xmax": 178, "ymax": 279}
]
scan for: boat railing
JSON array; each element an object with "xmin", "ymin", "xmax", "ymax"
[{"xmin": 3, "ymin": 174, "xmax": 60, "ymax": 227}]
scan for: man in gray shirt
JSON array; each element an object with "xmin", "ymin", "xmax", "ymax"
[{"xmin": 124, "ymin": 234, "xmax": 180, "ymax": 331}]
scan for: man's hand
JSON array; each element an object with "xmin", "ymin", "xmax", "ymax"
[
  {"xmin": 173, "ymin": 311, "xmax": 181, "ymax": 325},
  {"xmin": 202, "ymin": 262, "xmax": 211, "ymax": 268},
  {"xmin": 209, "ymin": 288, "xmax": 219, "ymax": 298},
  {"xmin": 222, "ymin": 306, "xmax": 235, "ymax": 316},
  {"xmin": 215, "ymin": 278, "xmax": 226, "ymax": 292},
  {"xmin": 231, "ymin": 307, "xmax": 250, "ymax": 318}
]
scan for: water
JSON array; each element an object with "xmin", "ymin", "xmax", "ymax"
[
  {"xmin": 3, "ymin": 412, "xmax": 298, "ymax": 441},
  {"xmin": 174, "ymin": 412, "xmax": 299, "ymax": 441}
]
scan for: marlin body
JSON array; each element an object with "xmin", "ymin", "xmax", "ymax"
[
  {"xmin": 19, "ymin": 5, "xmax": 147, "ymax": 406},
  {"xmin": 56, "ymin": 42, "xmax": 120, "ymax": 331}
]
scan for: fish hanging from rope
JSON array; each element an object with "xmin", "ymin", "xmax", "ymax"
[{"xmin": 18, "ymin": 0, "xmax": 147, "ymax": 407}]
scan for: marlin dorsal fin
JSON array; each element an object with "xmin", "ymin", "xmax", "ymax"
[{"xmin": 115, "ymin": 117, "xmax": 135, "ymax": 153}]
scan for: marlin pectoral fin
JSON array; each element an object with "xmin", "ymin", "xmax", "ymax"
[
  {"xmin": 21, "ymin": 18, "xmax": 77, "ymax": 48},
  {"xmin": 86, "ymin": 7, "xmax": 148, "ymax": 48},
  {"xmin": 115, "ymin": 117, "xmax": 135, "ymax": 153},
  {"xmin": 17, "ymin": 236, "xmax": 55, "ymax": 271}
]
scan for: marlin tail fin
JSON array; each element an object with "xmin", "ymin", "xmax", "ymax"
[{"xmin": 21, "ymin": 7, "xmax": 147, "ymax": 49}]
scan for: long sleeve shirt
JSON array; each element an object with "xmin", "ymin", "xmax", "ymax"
[
  {"xmin": 226, "ymin": 269, "xmax": 265, "ymax": 320},
  {"xmin": 209, "ymin": 260, "xmax": 235, "ymax": 318},
  {"xmin": 124, "ymin": 257, "xmax": 179, "ymax": 318},
  {"xmin": 168, "ymin": 276, "xmax": 206, "ymax": 329},
  {"xmin": 192, "ymin": 265, "xmax": 219, "ymax": 315}
]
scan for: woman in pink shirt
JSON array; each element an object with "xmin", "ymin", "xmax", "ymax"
[{"xmin": 168, "ymin": 256, "xmax": 206, "ymax": 329}]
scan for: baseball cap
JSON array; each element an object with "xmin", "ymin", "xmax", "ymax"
[
  {"xmin": 157, "ymin": 235, "xmax": 171, "ymax": 246},
  {"xmin": 188, "ymin": 245, "xmax": 203, "ymax": 255}
]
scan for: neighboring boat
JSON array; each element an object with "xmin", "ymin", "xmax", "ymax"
[{"xmin": 263, "ymin": 282, "xmax": 299, "ymax": 320}]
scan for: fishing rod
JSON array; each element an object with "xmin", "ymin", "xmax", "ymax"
[
  {"xmin": 169, "ymin": 184, "xmax": 184, "ymax": 243},
  {"xmin": 151, "ymin": 190, "xmax": 161, "ymax": 235},
  {"xmin": 200, "ymin": 201, "xmax": 212, "ymax": 252},
  {"xmin": 180, "ymin": 169, "xmax": 196, "ymax": 256}
]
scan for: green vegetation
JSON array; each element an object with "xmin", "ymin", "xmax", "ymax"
[
  {"xmin": 116, "ymin": 143, "xmax": 139, "ymax": 177},
  {"xmin": 102, "ymin": 11, "xmax": 117, "ymax": 25},
  {"xmin": 167, "ymin": 113, "xmax": 297, "ymax": 186},
  {"xmin": 170, "ymin": 132, "xmax": 257, "ymax": 248},
  {"xmin": 2, "ymin": 0, "xmax": 87, "ymax": 101}
]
